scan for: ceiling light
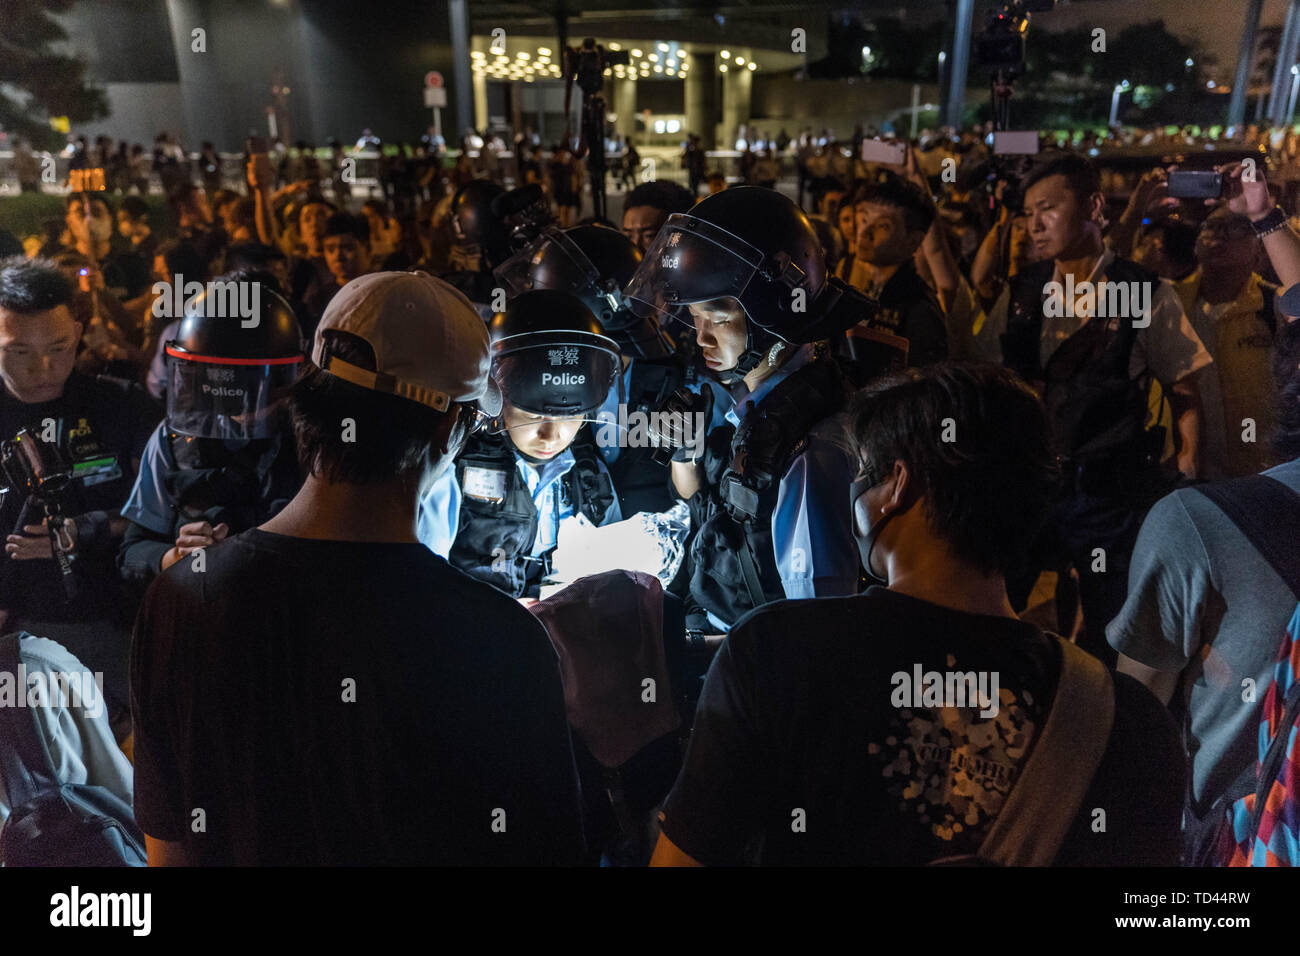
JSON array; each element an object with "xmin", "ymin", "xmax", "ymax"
[
  {"xmin": 631, "ymin": 49, "xmax": 642, "ymax": 57},
  {"xmin": 720, "ymin": 50, "xmax": 730, "ymax": 59},
  {"xmin": 517, "ymin": 52, "xmax": 529, "ymax": 60},
  {"xmin": 719, "ymin": 64, "xmax": 727, "ymax": 72},
  {"xmin": 538, "ymin": 47, "xmax": 551, "ymax": 56},
  {"xmin": 747, "ymin": 62, "xmax": 756, "ymax": 71},
  {"xmin": 654, "ymin": 65, "xmax": 662, "ymax": 73},
  {"xmin": 658, "ymin": 42, "xmax": 668, "ymax": 52},
  {"xmin": 609, "ymin": 42, "xmax": 620, "ymax": 51},
  {"xmin": 649, "ymin": 53, "xmax": 658, "ymax": 62},
  {"xmin": 735, "ymin": 56, "xmax": 744, "ymax": 65}
]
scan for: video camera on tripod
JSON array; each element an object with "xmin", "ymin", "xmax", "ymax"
[
  {"xmin": 0, "ymin": 429, "xmax": 79, "ymax": 600},
  {"xmin": 975, "ymin": 0, "xmax": 1057, "ymax": 130},
  {"xmin": 561, "ymin": 38, "xmax": 631, "ymax": 223}
]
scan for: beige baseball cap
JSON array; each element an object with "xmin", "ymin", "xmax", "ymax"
[{"xmin": 312, "ymin": 271, "xmax": 502, "ymax": 416}]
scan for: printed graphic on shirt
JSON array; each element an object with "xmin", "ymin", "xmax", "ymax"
[{"xmin": 869, "ymin": 654, "xmax": 1038, "ymax": 843}]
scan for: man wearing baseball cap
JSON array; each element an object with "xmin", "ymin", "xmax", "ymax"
[{"xmin": 131, "ymin": 271, "xmax": 586, "ymax": 866}]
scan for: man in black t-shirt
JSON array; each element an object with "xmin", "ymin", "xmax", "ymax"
[
  {"xmin": 0, "ymin": 257, "xmax": 159, "ymax": 728},
  {"xmin": 131, "ymin": 272, "xmax": 585, "ymax": 865},
  {"xmin": 651, "ymin": 363, "xmax": 1183, "ymax": 866}
]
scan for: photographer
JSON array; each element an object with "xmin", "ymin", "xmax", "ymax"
[
  {"xmin": 119, "ymin": 279, "xmax": 303, "ymax": 587},
  {"xmin": 440, "ymin": 179, "xmax": 511, "ymax": 314},
  {"xmin": 418, "ymin": 289, "xmax": 623, "ymax": 599},
  {"xmin": 624, "ymin": 187, "xmax": 871, "ymax": 633},
  {"xmin": 971, "ymin": 152, "xmax": 1213, "ymax": 665},
  {"xmin": 0, "ymin": 257, "xmax": 159, "ymax": 728}
]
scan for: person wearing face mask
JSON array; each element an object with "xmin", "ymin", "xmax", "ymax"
[
  {"xmin": 623, "ymin": 186, "xmax": 874, "ymax": 635},
  {"xmin": 130, "ymin": 270, "xmax": 586, "ymax": 865},
  {"xmin": 62, "ymin": 193, "xmax": 150, "ymax": 302},
  {"xmin": 650, "ymin": 362, "xmax": 1183, "ymax": 867},
  {"xmin": 418, "ymin": 289, "xmax": 623, "ymax": 599}
]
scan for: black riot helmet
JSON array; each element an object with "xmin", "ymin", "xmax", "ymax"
[
  {"xmin": 165, "ymin": 277, "xmax": 303, "ymax": 441},
  {"xmin": 493, "ymin": 223, "xmax": 674, "ymax": 359},
  {"xmin": 624, "ymin": 187, "xmax": 866, "ymax": 376},
  {"xmin": 486, "ymin": 289, "xmax": 621, "ymax": 426},
  {"xmin": 450, "ymin": 179, "xmax": 510, "ymax": 268}
]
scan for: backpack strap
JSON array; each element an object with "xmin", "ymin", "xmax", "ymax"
[
  {"xmin": 1191, "ymin": 476, "xmax": 1300, "ymax": 600},
  {"xmin": 974, "ymin": 635, "xmax": 1115, "ymax": 866}
]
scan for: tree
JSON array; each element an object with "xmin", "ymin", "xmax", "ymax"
[{"xmin": 0, "ymin": 0, "xmax": 108, "ymax": 149}]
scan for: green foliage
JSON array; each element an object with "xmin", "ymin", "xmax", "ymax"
[{"xmin": 1, "ymin": 0, "xmax": 109, "ymax": 150}]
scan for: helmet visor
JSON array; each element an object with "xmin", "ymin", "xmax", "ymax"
[
  {"xmin": 491, "ymin": 338, "xmax": 620, "ymax": 419},
  {"xmin": 622, "ymin": 214, "xmax": 765, "ymax": 326},
  {"xmin": 166, "ymin": 349, "xmax": 301, "ymax": 440},
  {"xmin": 494, "ymin": 228, "xmax": 602, "ymax": 299}
]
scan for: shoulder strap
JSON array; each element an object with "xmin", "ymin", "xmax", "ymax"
[
  {"xmin": 975, "ymin": 635, "xmax": 1115, "ymax": 866},
  {"xmin": 1192, "ymin": 476, "xmax": 1300, "ymax": 600}
]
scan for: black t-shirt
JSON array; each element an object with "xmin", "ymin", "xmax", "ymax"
[
  {"xmin": 0, "ymin": 374, "xmax": 160, "ymax": 623},
  {"xmin": 660, "ymin": 589, "xmax": 1183, "ymax": 866},
  {"xmin": 875, "ymin": 261, "xmax": 949, "ymax": 367},
  {"xmin": 130, "ymin": 528, "xmax": 586, "ymax": 865}
]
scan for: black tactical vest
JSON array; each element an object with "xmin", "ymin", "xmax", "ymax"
[
  {"xmin": 162, "ymin": 430, "xmax": 301, "ymax": 538},
  {"xmin": 1002, "ymin": 257, "xmax": 1162, "ymax": 484},
  {"xmin": 688, "ymin": 351, "xmax": 849, "ymax": 629},
  {"xmin": 448, "ymin": 429, "xmax": 616, "ymax": 598}
]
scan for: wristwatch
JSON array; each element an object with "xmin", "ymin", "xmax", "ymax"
[{"xmin": 1250, "ymin": 206, "xmax": 1289, "ymax": 238}]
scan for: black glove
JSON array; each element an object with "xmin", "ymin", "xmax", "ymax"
[{"xmin": 658, "ymin": 385, "xmax": 714, "ymax": 463}]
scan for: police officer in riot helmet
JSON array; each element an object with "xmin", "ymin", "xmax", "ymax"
[
  {"xmin": 418, "ymin": 288, "xmax": 623, "ymax": 599},
  {"xmin": 440, "ymin": 179, "xmax": 511, "ymax": 312},
  {"xmin": 494, "ymin": 222, "xmax": 723, "ymax": 517},
  {"xmin": 119, "ymin": 275, "xmax": 304, "ymax": 584},
  {"xmin": 623, "ymin": 186, "xmax": 874, "ymax": 633}
]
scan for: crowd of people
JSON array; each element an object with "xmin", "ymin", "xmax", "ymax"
[{"xmin": 2, "ymin": 114, "xmax": 1299, "ymax": 869}]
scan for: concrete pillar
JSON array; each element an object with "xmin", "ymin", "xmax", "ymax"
[
  {"xmin": 614, "ymin": 77, "xmax": 637, "ymax": 140},
  {"xmin": 686, "ymin": 52, "xmax": 718, "ymax": 149},
  {"xmin": 1229, "ymin": 0, "xmax": 1265, "ymax": 133},
  {"xmin": 722, "ymin": 65, "xmax": 752, "ymax": 149},
  {"xmin": 449, "ymin": 0, "xmax": 474, "ymax": 140},
  {"xmin": 165, "ymin": 0, "xmax": 217, "ymax": 147},
  {"xmin": 945, "ymin": 0, "xmax": 976, "ymax": 129},
  {"xmin": 473, "ymin": 69, "xmax": 489, "ymax": 133},
  {"xmin": 1271, "ymin": 0, "xmax": 1300, "ymax": 125}
]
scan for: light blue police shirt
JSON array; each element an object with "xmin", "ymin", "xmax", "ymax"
[
  {"xmin": 701, "ymin": 343, "xmax": 860, "ymax": 632},
  {"xmin": 418, "ymin": 440, "xmax": 623, "ymax": 560}
]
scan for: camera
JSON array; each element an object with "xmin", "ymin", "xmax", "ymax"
[
  {"xmin": 975, "ymin": 0, "xmax": 1057, "ymax": 77},
  {"xmin": 1, "ymin": 428, "xmax": 79, "ymax": 599},
  {"xmin": 562, "ymin": 37, "xmax": 629, "ymax": 96}
]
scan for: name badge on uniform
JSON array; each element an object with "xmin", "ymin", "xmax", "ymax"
[
  {"xmin": 463, "ymin": 465, "xmax": 508, "ymax": 503},
  {"xmin": 73, "ymin": 454, "xmax": 123, "ymax": 487}
]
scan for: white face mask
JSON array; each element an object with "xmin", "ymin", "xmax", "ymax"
[{"xmin": 88, "ymin": 217, "xmax": 112, "ymax": 242}]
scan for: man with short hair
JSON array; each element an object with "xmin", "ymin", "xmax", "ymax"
[
  {"xmin": 0, "ymin": 257, "xmax": 159, "ymax": 733},
  {"xmin": 838, "ymin": 174, "xmax": 949, "ymax": 368},
  {"xmin": 131, "ymin": 271, "xmax": 586, "ymax": 865},
  {"xmin": 973, "ymin": 152, "xmax": 1213, "ymax": 664},
  {"xmin": 621, "ymin": 181, "xmax": 696, "ymax": 254},
  {"xmin": 652, "ymin": 363, "xmax": 1183, "ymax": 866},
  {"xmin": 303, "ymin": 212, "xmax": 371, "ymax": 339}
]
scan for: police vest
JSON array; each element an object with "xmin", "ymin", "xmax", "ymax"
[
  {"xmin": 1002, "ymin": 257, "xmax": 1161, "ymax": 479},
  {"xmin": 688, "ymin": 350, "xmax": 849, "ymax": 629},
  {"xmin": 604, "ymin": 355, "xmax": 690, "ymax": 517},
  {"xmin": 448, "ymin": 429, "xmax": 616, "ymax": 598},
  {"xmin": 161, "ymin": 429, "xmax": 301, "ymax": 539}
]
